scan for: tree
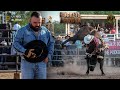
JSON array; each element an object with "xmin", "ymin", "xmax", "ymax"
[
  {"xmin": 106, "ymin": 14, "xmax": 115, "ymax": 29},
  {"xmin": 20, "ymin": 11, "xmax": 33, "ymax": 26},
  {"xmin": 53, "ymin": 21, "xmax": 65, "ymax": 36},
  {"xmin": 10, "ymin": 11, "xmax": 33, "ymax": 26},
  {"xmin": 79, "ymin": 11, "xmax": 95, "ymax": 14},
  {"xmin": 78, "ymin": 11, "xmax": 120, "ymax": 15}
]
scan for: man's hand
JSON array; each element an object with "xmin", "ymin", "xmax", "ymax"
[
  {"xmin": 24, "ymin": 49, "xmax": 36, "ymax": 58},
  {"xmin": 43, "ymin": 57, "xmax": 48, "ymax": 63}
]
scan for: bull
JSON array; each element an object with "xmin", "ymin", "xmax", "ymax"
[
  {"xmin": 84, "ymin": 33, "xmax": 109, "ymax": 76},
  {"xmin": 85, "ymin": 42, "xmax": 105, "ymax": 75}
]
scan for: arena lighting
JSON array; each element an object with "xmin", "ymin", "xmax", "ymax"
[{"xmin": 60, "ymin": 12, "xmax": 81, "ymax": 24}]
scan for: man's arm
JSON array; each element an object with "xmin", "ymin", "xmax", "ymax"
[
  {"xmin": 47, "ymin": 31, "xmax": 55, "ymax": 57},
  {"xmin": 13, "ymin": 28, "xmax": 26, "ymax": 54},
  {"xmin": 43, "ymin": 30, "xmax": 55, "ymax": 63}
]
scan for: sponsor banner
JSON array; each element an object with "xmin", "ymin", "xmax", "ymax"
[{"xmin": 105, "ymin": 40, "xmax": 120, "ymax": 57}]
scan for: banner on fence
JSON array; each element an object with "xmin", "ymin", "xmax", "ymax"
[{"xmin": 105, "ymin": 40, "xmax": 120, "ymax": 57}]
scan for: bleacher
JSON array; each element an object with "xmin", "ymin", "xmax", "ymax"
[{"xmin": 0, "ymin": 24, "xmax": 20, "ymax": 71}]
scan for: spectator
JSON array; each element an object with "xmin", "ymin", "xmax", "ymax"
[
  {"xmin": 75, "ymin": 40, "xmax": 83, "ymax": 49},
  {"xmin": 52, "ymin": 36, "xmax": 63, "ymax": 66},
  {"xmin": 11, "ymin": 22, "xmax": 21, "ymax": 55}
]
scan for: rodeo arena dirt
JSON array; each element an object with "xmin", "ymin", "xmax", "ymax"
[
  {"xmin": 1, "ymin": 59, "xmax": 120, "ymax": 79},
  {"xmin": 1, "ymin": 48, "xmax": 120, "ymax": 79}
]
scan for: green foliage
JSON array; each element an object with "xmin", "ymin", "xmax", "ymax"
[
  {"xmin": 53, "ymin": 21, "xmax": 65, "ymax": 35},
  {"xmin": 78, "ymin": 11, "xmax": 120, "ymax": 15},
  {"xmin": 19, "ymin": 11, "xmax": 33, "ymax": 26},
  {"xmin": 11, "ymin": 11, "xmax": 33, "ymax": 27},
  {"xmin": 106, "ymin": 14, "xmax": 115, "ymax": 29},
  {"xmin": 78, "ymin": 11, "xmax": 95, "ymax": 14}
]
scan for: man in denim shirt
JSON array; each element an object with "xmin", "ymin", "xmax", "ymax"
[{"xmin": 13, "ymin": 12, "xmax": 54, "ymax": 79}]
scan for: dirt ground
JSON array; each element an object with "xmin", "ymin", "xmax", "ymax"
[
  {"xmin": 47, "ymin": 66, "xmax": 120, "ymax": 79},
  {"xmin": 1, "ymin": 65, "xmax": 120, "ymax": 79}
]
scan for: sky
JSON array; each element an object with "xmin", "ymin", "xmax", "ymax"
[{"xmin": 40, "ymin": 11, "xmax": 77, "ymax": 22}]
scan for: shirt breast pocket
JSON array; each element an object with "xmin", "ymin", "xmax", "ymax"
[
  {"xmin": 40, "ymin": 36, "xmax": 48, "ymax": 45},
  {"xmin": 41, "ymin": 36, "xmax": 46, "ymax": 41}
]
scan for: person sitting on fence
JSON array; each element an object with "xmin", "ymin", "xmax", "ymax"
[
  {"xmin": 12, "ymin": 22, "xmax": 21, "ymax": 40},
  {"xmin": 75, "ymin": 40, "xmax": 83, "ymax": 49},
  {"xmin": 74, "ymin": 40, "xmax": 84, "ymax": 55},
  {"xmin": 62, "ymin": 35, "xmax": 71, "ymax": 47},
  {"xmin": 11, "ymin": 22, "xmax": 21, "ymax": 55}
]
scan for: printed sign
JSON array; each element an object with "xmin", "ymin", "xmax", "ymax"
[
  {"xmin": 105, "ymin": 40, "xmax": 120, "ymax": 57},
  {"xmin": 6, "ymin": 16, "xmax": 10, "ymax": 21},
  {"xmin": 60, "ymin": 12, "xmax": 81, "ymax": 24}
]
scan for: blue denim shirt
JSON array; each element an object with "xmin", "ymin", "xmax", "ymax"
[{"xmin": 13, "ymin": 23, "xmax": 55, "ymax": 58}]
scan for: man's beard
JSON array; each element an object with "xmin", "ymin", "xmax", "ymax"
[{"xmin": 30, "ymin": 24, "xmax": 40, "ymax": 32}]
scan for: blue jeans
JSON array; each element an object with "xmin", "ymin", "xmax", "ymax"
[{"xmin": 21, "ymin": 59, "xmax": 47, "ymax": 79}]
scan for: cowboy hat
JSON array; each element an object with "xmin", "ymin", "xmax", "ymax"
[
  {"xmin": 24, "ymin": 40, "xmax": 48, "ymax": 63},
  {"xmin": 84, "ymin": 34, "xmax": 94, "ymax": 44}
]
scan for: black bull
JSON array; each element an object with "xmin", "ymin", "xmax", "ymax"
[
  {"xmin": 85, "ymin": 55, "xmax": 105, "ymax": 75},
  {"xmin": 85, "ymin": 42, "xmax": 105, "ymax": 75}
]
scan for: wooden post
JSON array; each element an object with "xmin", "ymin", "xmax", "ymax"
[
  {"xmin": 116, "ymin": 18, "xmax": 119, "ymax": 39},
  {"xmin": 14, "ymin": 56, "xmax": 20, "ymax": 79},
  {"xmin": 66, "ymin": 23, "xmax": 69, "ymax": 36}
]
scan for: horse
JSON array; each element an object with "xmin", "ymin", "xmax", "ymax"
[{"xmin": 61, "ymin": 25, "xmax": 93, "ymax": 46}]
